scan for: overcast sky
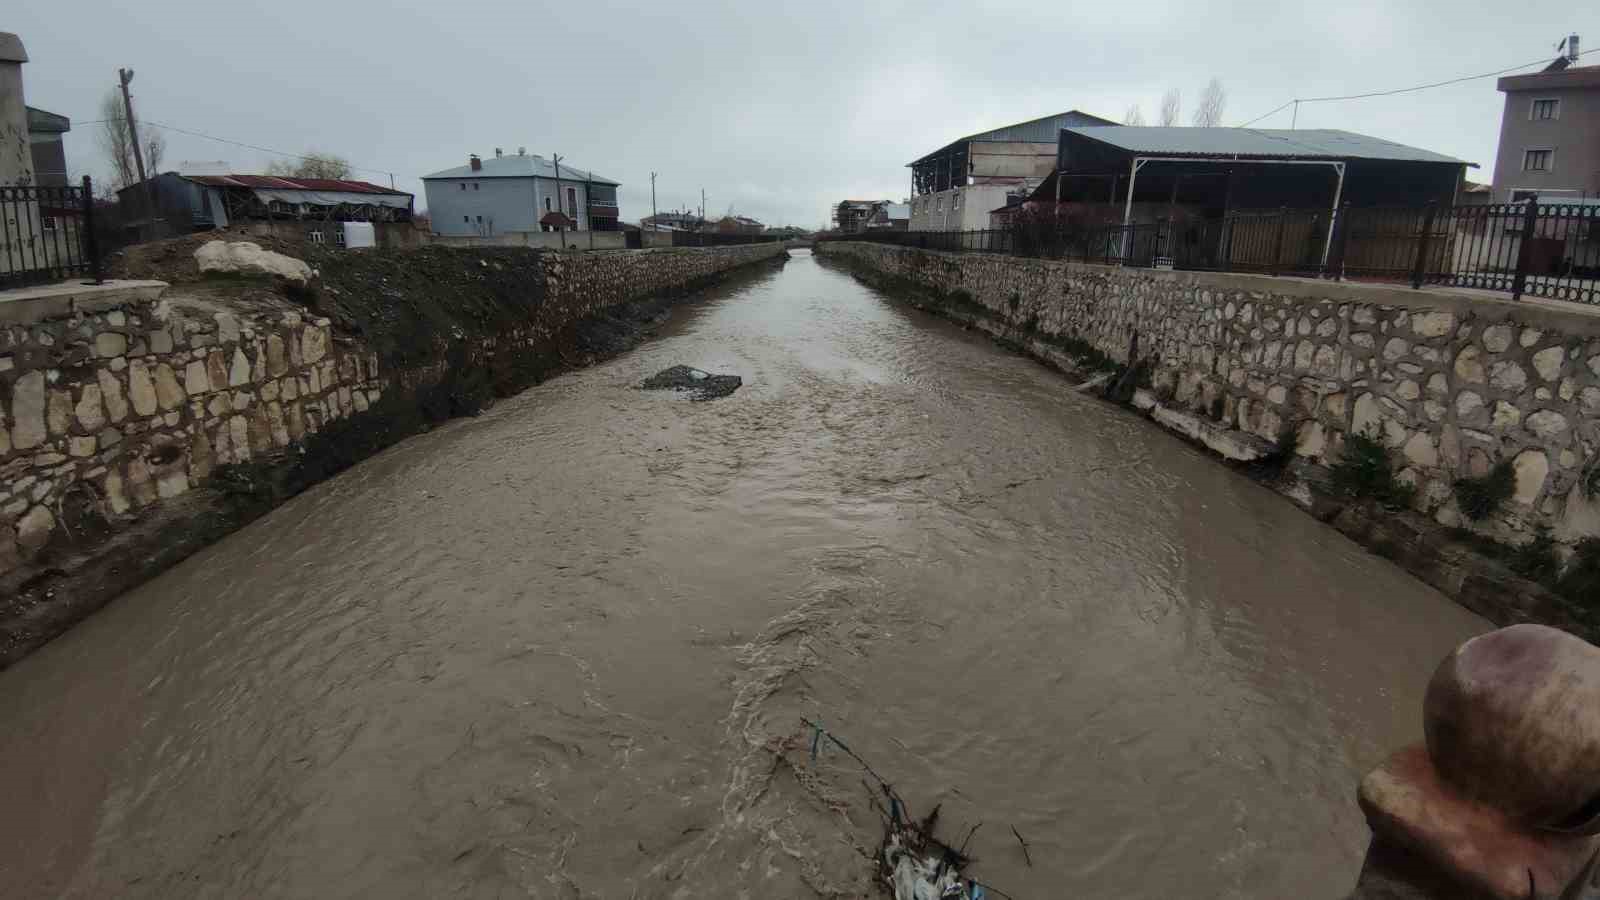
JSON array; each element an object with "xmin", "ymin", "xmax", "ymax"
[{"xmin": 9, "ymin": 1, "xmax": 1595, "ymax": 228}]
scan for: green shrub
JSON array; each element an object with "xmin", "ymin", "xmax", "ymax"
[
  {"xmin": 1329, "ymin": 429, "xmax": 1415, "ymax": 509},
  {"xmin": 1557, "ymin": 538, "xmax": 1600, "ymax": 612},
  {"xmin": 1453, "ymin": 461, "xmax": 1515, "ymax": 521},
  {"xmin": 1510, "ymin": 527, "xmax": 1561, "ymax": 582}
]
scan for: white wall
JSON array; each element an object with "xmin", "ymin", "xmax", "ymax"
[
  {"xmin": 908, "ymin": 185, "xmax": 1012, "ymax": 231},
  {"xmin": 426, "ymin": 176, "xmax": 591, "ymax": 236}
]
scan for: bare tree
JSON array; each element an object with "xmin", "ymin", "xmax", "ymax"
[
  {"xmin": 96, "ymin": 88, "xmax": 165, "ymax": 189},
  {"xmin": 1159, "ymin": 89, "xmax": 1181, "ymax": 127},
  {"xmin": 266, "ymin": 152, "xmax": 354, "ymax": 179},
  {"xmin": 1122, "ymin": 104, "xmax": 1146, "ymax": 126},
  {"xmin": 1192, "ymin": 78, "xmax": 1228, "ymax": 127}
]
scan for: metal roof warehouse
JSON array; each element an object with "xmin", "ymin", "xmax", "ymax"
[{"xmin": 1043, "ymin": 125, "xmax": 1475, "ymax": 221}]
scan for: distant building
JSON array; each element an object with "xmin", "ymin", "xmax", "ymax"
[
  {"xmin": 421, "ymin": 149, "xmax": 621, "ymax": 236},
  {"xmin": 1490, "ymin": 36, "xmax": 1598, "ymax": 203},
  {"xmin": 908, "ymin": 109, "xmax": 1115, "ymax": 231},
  {"xmin": 25, "ymin": 105, "xmax": 69, "ymax": 187},
  {"xmin": 833, "ymin": 200, "xmax": 880, "ymax": 234},
  {"xmin": 641, "ymin": 209, "xmax": 704, "ymax": 231},
  {"xmin": 834, "ymin": 199, "xmax": 909, "ymax": 233},
  {"xmin": 870, "ymin": 201, "xmax": 909, "ymax": 230},
  {"xmin": 1458, "ymin": 180, "xmax": 1494, "ymax": 205},
  {"xmin": 117, "ymin": 173, "xmax": 414, "ymax": 230},
  {"xmin": 713, "ymin": 215, "xmax": 763, "ymax": 235}
]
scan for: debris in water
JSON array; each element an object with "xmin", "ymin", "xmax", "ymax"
[
  {"xmin": 640, "ymin": 365, "xmax": 742, "ymax": 401},
  {"xmin": 800, "ymin": 717, "xmax": 1015, "ymax": 900}
]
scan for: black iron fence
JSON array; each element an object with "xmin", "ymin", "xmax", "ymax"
[
  {"xmin": 0, "ymin": 177, "xmax": 102, "ymax": 290},
  {"xmin": 821, "ymin": 201, "xmax": 1600, "ymax": 306}
]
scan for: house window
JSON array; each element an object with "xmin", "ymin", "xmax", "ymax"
[
  {"xmin": 1531, "ymin": 98, "xmax": 1560, "ymax": 121},
  {"xmin": 459, "ymin": 183, "xmax": 466, "ymax": 191},
  {"xmin": 936, "ymin": 197, "xmax": 943, "ymax": 212},
  {"xmin": 473, "ymin": 183, "xmax": 480, "ymax": 190},
  {"xmin": 475, "ymin": 215, "xmax": 483, "ymax": 223},
  {"xmin": 463, "ymin": 215, "xmax": 470, "ymax": 223},
  {"xmin": 1523, "ymin": 149, "xmax": 1553, "ymax": 172},
  {"xmin": 953, "ymin": 194, "xmax": 961, "ymax": 210},
  {"xmin": 1511, "ymin": 190, "xmax": 1539, "ymax": 203},
  {"xmin": 566, "ymin": 187, "xmax": 577, "ymax": 217},
  {"xmin": 40, "ymin": 216, "xmax": 57, "ymax": 232},
  {"xmin": 310, "ymin": 230, "xmax": 326, "ymax": 244},
  {"xmin": 334, "ymin": 229, "xmax": 346, "ymax": 247},
  {"xmin": 544, "ymin": 197, "xmax": 552, "ymax": 212}
]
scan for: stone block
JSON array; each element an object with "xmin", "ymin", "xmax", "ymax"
[
  {"xmin": 1410, "ymin": 311, "xmax": 1455, "ymax": 338},
  {"xmin": 1513, "ymin": 449, "xmax": 1549, "ymax": 505},
  {"xmin": 1488, "ymin": 360, "xmax": 1527, "ymax": 393},
  {"xmin": 1481, "ymin": 324, "xmax": 1514, "ymax": 353},
  {"xmin": 15, "ymin": 504, "xmax": 55, "ymax": 553},
  {"xmin": 1532, "ymin": 347, "xmax": 1563, "ymax": 382},
  {"xmin": 46, "ymin": 389, "xmax": 72, "ymax": 436},
  {"xmin": 185, "ymin": 360, "xmax": 209, "ymax": 396},
  {"xmin": 128, "ymin": 361, "xmax": 158, "ymax": 417},
  {"xmin": 97, "ymin": 369, "xmax": 128, "ymax": 423},
  {"xmin": 206, "ymin": 352, "xmax": 229, "ymax": 393},
  {"xmin": 154, "ymin": 364, "xmax": 185, "ymax": 410},
  {"xmin": 228, "ymin": 348, "xmax": 251, "ymax": 387},
  {"xmin": 1454, "ymin": 346, "xmax": 1485, "ymax": 383},
  {"xmin": 10, "ymin": 371, "xmax": 46, "ymax": 450},
  {"xmin": 1526, "ymin": 410, "xmax": 1569, "ymax": 440},
  {"xmin": 94, "ymin": 332, "xmax": 128, "ymax": 358},
  {"xmin": 266, "ymin": 334, "xmax": 288, "ymax": 377}
]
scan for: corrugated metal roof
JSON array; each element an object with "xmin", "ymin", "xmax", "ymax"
[
  {"xmin": 908, "ymin": 109, "xmax": 1115, "ymax": 166},
  {"xmin": 422, "ymin": 154, "xmax": 619, "ymax": 185},
  {"xmin": 1060, "ymin": 126, "xmax": 1471, "ymax": 165},
  {"xmin": 186, "ymin": 174, "xmax": 412, "ymax": 196}
]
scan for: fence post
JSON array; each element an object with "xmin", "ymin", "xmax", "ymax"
[
  {"xmin": 1269, "ymin": 207, "xmax": 1289, "ymax": 277},
  {"xmin": 81, "ymin": 176, "xmax": 103, "ymax": 285},
  {"xmin": 1410, "ymin": 202, "xmax": 1438, "ymax": 290},
  {"xmin": 1330, "ymin": 203, "xmax": 1353, "ymax": 281},
  {"xmin": 1510, "ymin": 199, "xmax": 1539, "ymax": 301}
]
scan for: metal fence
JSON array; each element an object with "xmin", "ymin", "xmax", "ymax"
[
  {"xmin": 0, "ymin": 177, "xmax": 102, "ymax": 290},
  {"xmin": 821, "ymin": 201, "xmax": 1600, "ymax": 306},
  {"xmin": 668, "ymin": 231, "xmax": 782, "ymax": 247}
]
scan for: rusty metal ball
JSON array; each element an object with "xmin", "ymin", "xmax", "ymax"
[{"xmin": 1424, "ymin": 624, "xmax": 1600, "ymax": 833}]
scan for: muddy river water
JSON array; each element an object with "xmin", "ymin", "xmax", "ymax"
[{"xmin": 0, "ymin": 250, "xmax": 1485, "ymax": 898}]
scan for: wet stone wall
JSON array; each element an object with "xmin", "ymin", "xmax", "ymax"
[
  {"xmin": 818, "ymin": 241, "xmax": 1600, "ymax": 546},
  {"xmin": 0, "ymin": 243, "xmax": 785, "ymax": 576}
]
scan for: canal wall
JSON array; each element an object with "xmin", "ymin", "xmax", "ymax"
[
  {"xmin": 0, "ymin": 242, "xmax": 785, "ymax": 661},
  {"xmin": 816, "ymin": 241, "xmax": 1600, "ymax": 564}
]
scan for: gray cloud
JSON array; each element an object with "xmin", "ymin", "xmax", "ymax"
[{"xmin": 10, "ymin": 0, "xmax": 1591, "ymax": 229}]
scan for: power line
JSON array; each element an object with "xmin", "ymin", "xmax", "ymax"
[
  {"xmin": 71, "ymin": 116, "xmax": 397, "ymax": 180},
  {"xmin": 1235, "ymin": 46, "xmax": 1600, "ymax": 127}
]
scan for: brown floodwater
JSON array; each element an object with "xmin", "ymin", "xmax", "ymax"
[{"xmin": 0, "ymin": 250, "xmax": 1485, "ymax": 899}]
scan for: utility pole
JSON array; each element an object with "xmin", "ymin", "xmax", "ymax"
[
  {"xmin": 551, "ymin": 152, "xmax": 564, "ymax": 246},
  {"xmin": 650, "ymin": 172, "xmax": 658, "ymax": 230},
  {"xmin": 701, "ymin": 188, "xmax": 706, "ymax": 226},
  {"xmin": 118, "ymin": 67, "xmax": 156, "ymax": 236}
]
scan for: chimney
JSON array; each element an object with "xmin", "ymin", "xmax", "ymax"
[
  {"xmin": 494, "ymin": 147, "xmax": 503, "ymax": 158},
  {"xmin": 517, "ymin": 147, "xmax": 526, "ymax": 156},
  {"xmin": 469, "ymin": 154, "xmax": 482, "ymax": 171},
  {"xmin": 1570, "ymin": 34, "xmax": 1581, "ymax": 62}
]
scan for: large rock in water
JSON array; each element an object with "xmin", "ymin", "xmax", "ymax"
[
  {"xmin": 195, "ymin": 240, "xmax": 314, "ymax": 286},
  {"xmin": 640, "ymin": 365, "xmax": 741, "ymax": 401}
]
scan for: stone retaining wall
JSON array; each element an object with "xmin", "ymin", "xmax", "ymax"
[
  {"xmin": 817, "ymin": 242, "xmax": 1600, "ymax": 545},
  {"xmin": 0, "ymin": 243, "xmax": 784, "ymax": 575}
]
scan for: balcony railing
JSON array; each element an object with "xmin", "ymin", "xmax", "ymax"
[{"xmin": 587, "ymin": 199, "xmax": 619, "ymax": 208}]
